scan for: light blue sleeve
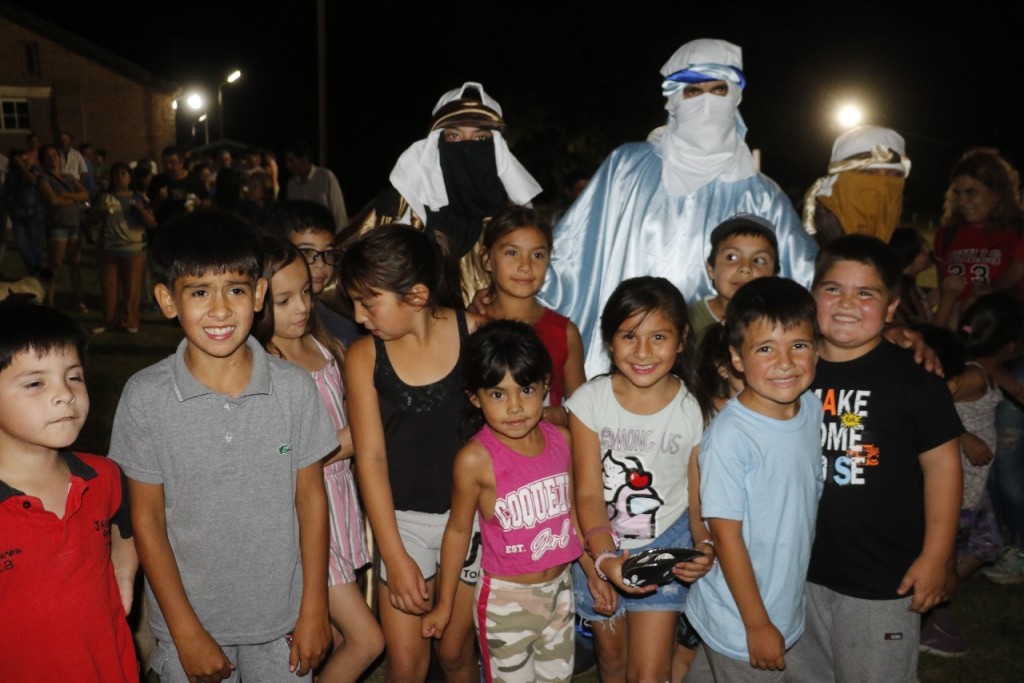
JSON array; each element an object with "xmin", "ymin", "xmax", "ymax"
[{"xmin": 698, "ymin": 415, "xmax": 752, "ymax": 522}]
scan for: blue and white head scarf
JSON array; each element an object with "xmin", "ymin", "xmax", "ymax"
[{"xmin": 648, "ymin": 39, "xmax": 757, "ymax": 195}]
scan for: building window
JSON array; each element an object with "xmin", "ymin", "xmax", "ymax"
[
  {"xmin": 1, "ymin": 99, "xmax": 31, "ymax": 131},
  {"xmin": 22, "ymin": 42, "xmax": 40, "ymax": 78}
]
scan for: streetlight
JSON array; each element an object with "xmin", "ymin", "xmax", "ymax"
[
  {"xmin": 218, "ymin": 69, "xmax": 242, "ymax": 142},
  {"xmin": 835, "ymin": 103, "xmax": 864, "ymax": 130},
  {"xmin": 178, "ymin": 91, "xmax": 207, "ymax": 145}
]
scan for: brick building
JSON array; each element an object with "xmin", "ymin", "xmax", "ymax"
[{"xmin": 0, "ymin": 2, "xmax": 177, "ymax": 165}]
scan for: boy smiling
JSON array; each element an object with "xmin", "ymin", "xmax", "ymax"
[
  {"xmin": 686, "ymin": 277, "xmax": 823, "ymax": 678},
  {"xmin": 786, "ymin": 235, "xmax": 963, "ymax": 682},
  {"xmin": 109, "ymin": 213, "xmax": 338, "ymax": 682}
]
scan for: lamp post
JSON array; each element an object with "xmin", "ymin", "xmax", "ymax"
[
  {"xmin": 198, "ymin": 114, "xmax": 210, "ymax": 145},
  {"xmin": 217, "ymin": 69, "xmax": 242, "ymax": 142},
  {"xmin": 184, "ymin": 92, "xmax": 207, "ymax": 145}
]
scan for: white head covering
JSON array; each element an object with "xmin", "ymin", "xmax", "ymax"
[
  {"xmin": 802, "ymin": 126, "xmax": 911, "ymax": 233},
  {"xmin": 388, "ymin": 82, "xmax": 542, "ymax": 222},
  {"xmin": 829, "ymin": 125, "xmax": 911, "ymax": 176},
  {"xmin": 647, "ymin": 39, "xmax": 757, "ymax": 196}
]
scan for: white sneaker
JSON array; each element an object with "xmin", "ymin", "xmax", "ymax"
[{"xmin": 982, "ymin": 546, "xmax": 1024, "ymax": 584}]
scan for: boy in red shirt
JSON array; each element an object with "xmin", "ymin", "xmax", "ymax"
[{"xmin": 0, "ymin": 302, "xmax": 138, "ymax": 682}]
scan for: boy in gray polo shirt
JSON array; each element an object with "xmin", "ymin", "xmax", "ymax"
[{"xmin": 109, "ymin": 213, "xmax": 337, "ymax": 682}]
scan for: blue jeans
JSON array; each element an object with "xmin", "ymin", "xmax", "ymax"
[{"xmin": 993, "ymin": 357, "xmax": 1024, "ymax": 547}]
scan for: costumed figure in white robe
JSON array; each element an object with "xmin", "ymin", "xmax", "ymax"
[
  {"xmin": 539, "ymin": 39, "xmax": 818, "ymax": 376},
  {"xmin": 345, "ymin": 82, "xmax": 542, "ymax": 305}
]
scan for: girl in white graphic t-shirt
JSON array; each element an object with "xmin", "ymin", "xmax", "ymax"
[{"xmin": 567, "ymin": 276, "xmax": 715, "ymax": 682}]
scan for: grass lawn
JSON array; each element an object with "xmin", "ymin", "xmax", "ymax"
[{"xmin": 4, "ymin": 236, "xmax": 1023, "ymax": 682}]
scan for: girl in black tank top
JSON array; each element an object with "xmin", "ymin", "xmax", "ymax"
[
  {"xmin": 340, "ymin": 225, "xmax": 484, "ymax": 683},
  {"xmin": 373, "ymin": 307, "xmax": 470, "ymax": 513}
]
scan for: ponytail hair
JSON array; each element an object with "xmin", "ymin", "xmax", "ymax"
[
  {"xmin": 340, "ymin": 224, "xmax": 461, "ymax": 309},
  {"xmin": 959, "ymin": 292, "xmax": 1024, "ymax": 360}
]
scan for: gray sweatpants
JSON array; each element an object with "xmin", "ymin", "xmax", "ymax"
[{"xmin": 150, "ymin": 635, "xmax": 312, "ymax": 682}]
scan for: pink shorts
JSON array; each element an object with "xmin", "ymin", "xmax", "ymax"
[{"xmin": 325, "ymin": 460, "xmax": 370, "ymax": 585}]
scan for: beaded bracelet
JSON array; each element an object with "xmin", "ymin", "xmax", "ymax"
[{"xmin": 593, "ymin": 551, "xmax": 619, "ymax": 581}]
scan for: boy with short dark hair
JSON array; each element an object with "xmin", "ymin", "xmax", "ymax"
[
  {"xmin": 689, "ymin": 214, "xmax": 781, "ymax": 348},
  {"xmin": 686, "ymin": 276, "xmax": 822, "ymax": 680},
  {"xmin": 0, "ymin": 302, "xmax": 139, "ymax": 682},
  {"xmin": 266, "ymin": 199, "xmax": 361, "ymax": 346},
  {"xmin": 787, "ymin": 234, "xmax": 963, "ymax": 682},
  {"xmin": 109, "ymin": 212, "xmax": 337, "ymax": 682}
]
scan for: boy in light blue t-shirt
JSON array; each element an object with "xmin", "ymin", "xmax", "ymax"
[{"xmin": 686, "ymin": 277, "xmax": 823, "ymax": 681}]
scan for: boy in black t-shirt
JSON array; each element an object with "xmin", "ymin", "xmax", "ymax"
[{"xmin": 787, "ymin": 235, "xmax": 963, "ymax": 682}]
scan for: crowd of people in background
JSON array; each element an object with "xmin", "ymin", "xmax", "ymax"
[{"xmin": 4, "ymin": 35, "xmax": 1024, "ymax": 683}]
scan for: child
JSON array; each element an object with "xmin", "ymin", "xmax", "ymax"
[
  {"xmin": 694, "ymin": 322, "xmax": 745, "ymax": 413},
  {"xmin": 341, "ymin": 225, "xmax": 486, "ymax": 683},
  {"xmin": 480, "ymin": 205, "xmax": 586, "ymax": 425},
  {"xmin": 267, "ymin": 199, "xmax": 361, "ymax": 346},
  {"xmin": 918, "ymin": 295, "xmax": 1023, "ymax": 655},
  {"xmin": 688, "ymin": 214, "xmax": 780, "ymax": 349},
  {"xmin": 569, "ymin": 276, "xmax": 715, "ymax": 683},
  {"xmin": 421, "ymin": 320, "xmax": 583, "ymax": 682},
  {"xmin": 109, "ymin": 213, "xmax": 338, "ymax": 682},
  {"xmin": 787, "ymin": 234, "xmax": 964, "ymax": 682},
  {"xmin": 685, "ymin": 277, "xmax": 823, "ymax": 680},
  {"xmin": 889, "ymin": 226, "xmax": 934, "ymax": 328},
  {"xmin": 0, "ymin": 302, "xmax": 138, "ymax": 682},
  {"xmin": 254, "ymin": 237, "xmax": 384, "ymax": 681}
]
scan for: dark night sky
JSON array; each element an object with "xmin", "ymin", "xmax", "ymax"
[{"xmin": 13, "ymin": 0, "xmax": 1024, "ymax": 217}]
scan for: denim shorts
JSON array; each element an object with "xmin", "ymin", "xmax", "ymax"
[
  {"xmin": 572, "ymin": 510, "xmax": 692, "ymax": 621},
  {"xmin": 46, "ymin": 223, "xmax": 81, "ymax": 240}
]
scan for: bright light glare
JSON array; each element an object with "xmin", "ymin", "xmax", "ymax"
[
  {"xmin": 186, "ymin": 93, "xmax": 204, "ymax": 110},
  {"xmin": 226, "ymin": 70, "xmax": 241, "ymax": 83},
  {"xmin": 171, "ymin": 100, "xmax": 178, "ymax": 110},
  {"xmin": 198, "ymin": 114, "xmax": 208, "ymax": 122},
  {"xmin": 836, "ymin": 104, "xmax": 863, "ymax": 129}
]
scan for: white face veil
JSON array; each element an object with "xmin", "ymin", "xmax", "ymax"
[
  {"xmin": 388, "ymin": 82, "xmax": 541, "ymax": 222},
  {"xmin": 647, "ymin": 39, "xmax": 758, "ymax": 196}
]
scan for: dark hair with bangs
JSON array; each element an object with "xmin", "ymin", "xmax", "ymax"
[
  {"xmin": 464, "ymin": 320, "xmax": 552, "ymax": 394},
  {"xmin": 339, "ymin": 224, "xmax": 461, "ymax": 309},
  {"xmin": 811, "ymin": 233, "xmax": 902, "ymax": 297},
  {"xmin": 0, "ymin": 302, "xmax": 89, "ymax": 374},
  {"xmin": 462, "ymin": 320, "xmax": 551, "ymax": 436},
  {"xmin": 150, "ymin": 211, "xmax": 262, "ymax": 289},
  {"xmin": 725, "ymin": 277, "xmax": 819, "ymax": 352},
  {"xmin": 600, "ymin": 276, "xmax": 713, "ymax": 424},
  {"xmin": 482, "ymin": 205, "xmax": 553, "ymax": 251}
]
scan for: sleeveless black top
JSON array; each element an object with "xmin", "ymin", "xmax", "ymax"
[{"xmin": 374, "ymin": 308, "xmax": 470, "ymax": 513}]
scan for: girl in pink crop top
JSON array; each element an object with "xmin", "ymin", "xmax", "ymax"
[{"xmin": 421, "ymin": 321, "xmax": 582, "ymax": 683}]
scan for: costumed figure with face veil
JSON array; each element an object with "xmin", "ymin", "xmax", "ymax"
[
  {"xmin": 538, "ymin": 39, "xmax": 818, "ymax": 377},
  {"xmin": 345, "ymin": 82, "xmax": 542, "ymax": 305},
  {"xmin": 803, "ymin": 125, "xmax": 911, "ymax": 247}
]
